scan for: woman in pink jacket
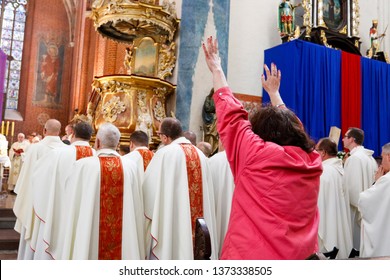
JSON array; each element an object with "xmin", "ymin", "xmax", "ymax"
[{"xmin": 203, "ymin": 37, "xmax": 322, "ymax": 259}]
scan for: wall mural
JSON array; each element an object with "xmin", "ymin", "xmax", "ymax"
[
  {"xmin": 34, "ymin": 38, "xmax": 65, "ymax": 109},
  {"xmin": 176, "ymin": 0, "xmax": 230, "ymax": 130}
]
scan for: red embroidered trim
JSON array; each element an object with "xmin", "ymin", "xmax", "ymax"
[
  {"xmin": 137, "ymin": 149, "xmax": 154, "ymax": 171},
  {"xmin": 179, "ymin": 144, "xmax": 204, "ymax": 242},
  {"xmin": 75, "ymin": 146, "xmax": 93, "ymax": 160},
  {"xmin": 98, "ymin": 156, "xmax": 124, "ymax": 260}
]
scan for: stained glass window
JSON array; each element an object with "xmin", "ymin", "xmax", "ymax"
[{"xmin": 0, "ymin": 0, "xmax": 28, "ymax": 110}]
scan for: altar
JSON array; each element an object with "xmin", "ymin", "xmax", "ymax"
[{"xmin": 262, "ymin": 40, "xmax": 390, "ymax": 156}]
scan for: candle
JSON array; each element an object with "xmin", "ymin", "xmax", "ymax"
[
  {"xmin": 6, "ymin": 121, "xmax": 9, "ymax": 136},
  {"xmin": 11, "ymin": 121, "xmax": 14, "ymax": 137},
  {"xmin": 1, "ymin": 121, "xmax": 4, "ymax": 135}
]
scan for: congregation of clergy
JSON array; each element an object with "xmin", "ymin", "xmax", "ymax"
[{"xmin": 8, "ymin": 37, "xmax": 390, "ymax": 260}]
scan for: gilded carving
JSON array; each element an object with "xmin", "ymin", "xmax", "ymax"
[
  {"xmin": 135, "ymin": 90, "xmax": 153, "ymax": 140},
  {"xmin": 352, "ymin": 0, "xmax": 360, "ymax": 37},
  {"xmin": 124, "ymin": 44, "xmax": 134, "ymax": 74},
  {"xmin": 158, "ymin": 42, "xmax": 176, "ymax": 79},
  {"xmin": 153, "ymin": 100, "xmax": 166, "ymax": 122},
  {"xmin": 102, "ymin": 96, "xmax": 126, "ymax": 122},
  {"xmin": 321, "ymin": 30, "xmax": 331, "ymax": 47},
  {"xmin": 91, "ymin": 0, "xmax": 179, "ymax": 42},
  {"xmin": 340, "ymin": 25, "xmax": 347, "ymax": 35}
]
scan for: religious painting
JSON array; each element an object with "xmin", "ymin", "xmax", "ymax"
[
  {"xmin": 34, "ymin": 39, "xmax": 65, "ymax": 108},
  {"xmin": 323, "ymin": 0, "xmax": 344, "ymax": 30},
  {"xmin": 233, "ymin": 93, "xmax": 262, "ymax": 120},
  {"xmin": 133, "ymin": 37, "xmax": 157, "ymax": 77}
]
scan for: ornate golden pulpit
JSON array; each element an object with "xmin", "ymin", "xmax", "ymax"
[{"xmin": 87, "ymin": 0, "xmax": 179, "ymax": 147}]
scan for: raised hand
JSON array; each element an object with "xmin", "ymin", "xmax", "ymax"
[
  {"xmin": 261, "ymin": 63, "xmax": 281, "ymax": 96},
  {"xmin": 202, "ymin": 36, "xmax": 228, "ymax": 90},
  {"xmin": 202, "ymin": 36, "xmax": 222, "ymax": 74}
]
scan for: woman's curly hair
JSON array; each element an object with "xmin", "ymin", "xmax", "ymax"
[{"xmin": 250, "ymin": 105, "xmax": 315, "ymax": 153}]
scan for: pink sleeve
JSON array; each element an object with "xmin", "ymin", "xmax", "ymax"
[{"xmin": 213, "ymin": 87, "xmax": 265, "ymax": 178}]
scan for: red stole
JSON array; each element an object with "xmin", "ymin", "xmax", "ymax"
[
  {"xmin": 98, "ymin": 156, "xmax": 124, "ymax": 260},
  {"xmin": 137, "ymin": 149, "xmax": 154, "ymax": 171},
  {"xmin": 179, "ymin": 144, "xmax": 204, "ymax": 241},
  {"xmin": 75, "ymin": 145, "xmax": 93, "ymax": 160}
]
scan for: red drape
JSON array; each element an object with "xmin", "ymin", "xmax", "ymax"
[{"xmin": 341, "ymin": 51, "xmax": 362, "ymax": 137}]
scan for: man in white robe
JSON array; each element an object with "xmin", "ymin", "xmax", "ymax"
[
  {"xmin": 316, "ymin": 138, "xmax": 352, "ymax": 259},
  {"xmin": 143, "ymin": 117, "xmax": 218, "ymax": 260},
  {"xmin": 358, "ymin": 142, "xmax": 390, "ymax": 258},
  {"xmin": 342, "ymin": 127, "xmax": 377, "ymax": 251},
  {"xmin": 122, "ymin": 130, "xmax": 154, "ymax": 184},
  {"xmin": 0, "ymin": 134, "xmax": 10, "ymax": 186},
  {"xmin": 7, "ymin": 133, "xmax": 29, "ymax": 192},
  {"xmin": 61, "ymin": 123, "xmax": 144, "ymax": 260},
  {"xmin": 208, "ymin": 141, "xmax": 235, "ymax": 258},
  {"xmin": 31, "ymin": 121, "xmax": 95, "ymax": 259},
  {"xmin": 13, "ymin": 119, "xmax": 66, "ymax": 260}
]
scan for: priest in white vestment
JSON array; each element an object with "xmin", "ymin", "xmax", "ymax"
[
  {"xmin": 13, "ymin": 119, "xmax": 66, "ymax": 260},
  {"xmin": 342, "ymin": 128, "xmax": 377, "ymax": 250},
  {"xmin": 31, "ymin": 121, "xmax": 95, "ymax": 259},
  {"xmin": 122, "ymin": 130, "xmax": 154, "ymax": 184},
  {"xmin": 61, "ymin": 123, "xmax": 145, "ymax": 260},
  {"xmin": 208, "ymin": 141, "xmax": 235, "ymax": 258},
  {"xmin": 143, "ymin": 117, "xmax": 218, "ymax": 260},
  {"xmin": 358, "ymin": 142, "xmax": 390, "ymax": 258},
  {"xmin": 316, "ymin": 138, "xmax": 352, "ymax": 259},
  {"xmin": 7, "ymin": 133, "xmax": 29, "ymax": 192}
]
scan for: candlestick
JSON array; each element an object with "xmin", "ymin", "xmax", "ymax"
[
  {"xmin": 6, "ymin": 121, "xmax": 9, "ymax": 136},
  {"xmin": 11, "ymin": 121, "xmax": 14, "ymax": 137}
]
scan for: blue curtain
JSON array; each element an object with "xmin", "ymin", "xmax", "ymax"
[
  {"xmin": 361, "ymin": 57, "xmax": 390, "ymax": 156},
  {"xmin": 263, "ymin": 40, "xmax": 342, "ymax": 144}
]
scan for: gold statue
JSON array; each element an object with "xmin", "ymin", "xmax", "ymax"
[{"xmin": 124, "ymin": 44, "xmax": 134, "ymax": 74}]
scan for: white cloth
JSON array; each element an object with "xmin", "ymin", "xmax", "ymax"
[
  {"xmin": 122, "ymin": 146, "xmax": 150, "ymax": 184},
  {"xmin": 358, "ymin": 172, "xmax": 390, "ymax": 258},
  {"xmin": 343, "ymin": 146, "xmax": 377, "ymax": 249},
  {"xmin": 61, "ymin": 149, "xmax": 145, "ymax": 260},
  {"xmin": 32, "ymin": 141, "xmax": 95, "ymax": 259},
  {"xmin": 8, "ymin": 140, "xmax": 30, "ymax": 189},
  {"xmin": 208, "ymin": 151, "xmax": 235, "ymax": 258},
  {"xmin": 13, "ymin": 136, "xmax": 66, "ymax": 259},
  {"xmin": 317, "ymin": 157, "xmax": 352, "ymax": 259},
  {"xmin": 143, "ymin": 137, "xmax": 218, "ymax": 260}
]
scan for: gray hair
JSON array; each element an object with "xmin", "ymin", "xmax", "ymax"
[
  {"xmin": 382, "ymin": 143, "xmax": 390, "ymax": 155},
  {"xmin": 96, "ymin": 123, "xmax": 121, "ymax": 149}
]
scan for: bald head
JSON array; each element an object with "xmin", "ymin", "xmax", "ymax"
[
  {"xmin": 44, "ymin": 119, "xmax": 61, "ymax": 136},
  {"xmin": 197, "ymin": 141, "xmax": 212, "ymax": 157},
  {"xmin": 183, "ymin": 131, "xmax": 197, "ymax": 145}
]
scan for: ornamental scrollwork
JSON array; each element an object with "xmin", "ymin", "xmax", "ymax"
[
  {"xmin": 153, "ymin": 100, "xmax": 166, "ymax": 122},
  {"xmin": 102, "ymin": 96, "xmax": 126, "ymax": 122},
  {"xmin": 158, "ymin": 42, "xmax": 176, "ymax": 79}
]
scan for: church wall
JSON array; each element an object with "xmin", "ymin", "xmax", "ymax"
[
  {"xmin": 17, "ymin": 0, "xmax": 73, "ymax": 137},
  {"xmin": 177, "ymin": 0, "xmax": 230, "ymax": 140},
  {"xmin": 11, "ymin": 0, "xmax": 387, "ymax": 144},
  {"xmin": 183, "ymin": 0, "xmax": 388, "ymax": 143}
]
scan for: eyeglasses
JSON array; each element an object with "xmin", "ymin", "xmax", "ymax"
[
  {"xmin": 344, "ymin": 135, "xmax": 351, "ymax": 138},
  {"xmin": 157, "ymin": 132, "xmax": 165, "ymax": 136}
]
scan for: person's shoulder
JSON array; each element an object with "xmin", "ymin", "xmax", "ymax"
[{"xmin": 121, "ymin": 156, "xmax": 138, "ymax": 172}]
